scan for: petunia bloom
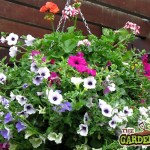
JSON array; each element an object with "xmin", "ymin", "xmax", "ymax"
[
  {"xmin": 6, "ymin": 33, "xmax": 18, "ymax": 45},
  {"xmin": 16, "ymin": 121, "xmax": 27, "ymax": 132},
  {"xmin": 4, "ymin": 112, "xmax": 13, "ymax": 124}
]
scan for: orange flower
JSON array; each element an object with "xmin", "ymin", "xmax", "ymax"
[
  {"xmin": 40, "ymin": 2, "xmax": 59, "ymax": 14},
  {"xmin": 46, "ymin": 2, "xmax": 59, "ymax": 14},
  {"xmin": 40, "ymin": 5, "xmax": 49, "ymax": 12}
]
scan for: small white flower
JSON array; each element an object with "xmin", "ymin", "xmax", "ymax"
[
  {"xmin": 47, "ymin": 90, "xmax": 63, "ymax": 105},
  {"xmin": 83, "ymin": 112, "xmax": 89, "ymax": 124},
  {"xmin": 98, "ymin": 99, "xmax": 107, "ymax": 108},
  {"xmin": 6, "ymin": 33, "xmax": 18, "ymax": 45},
  {"xmin": 37, "ymin": 92, "xmax": 44, "ymax": 96},
  {"xmin": 71, "ymin": 77, "xmax": 83, "ymax": 86},
  {"xmin": 77, "ymin": 124, "xmax": 88, "ymax": 136},
  {"xmin": 117, "ymin": 111, "xmax": 128, "ymax": 121},
  {"xmin": 9, "ymin": 46, "xmax": 18, "ymax": 57},
  {"xmin": 101, "ymin": 104, "xmax": 113, "ymax": 117},
  {"xmin": 107, "ymin": 83, "xmax": 116, "ymax": 92},
  {"xmin": 123, "ymin": 106, "xmax": 133, "ymax": 116},
  {"xmin": 0, "ymin": 112, "xmax": 4, "ymax": 117},
  {"xmin": 83, "ymin": 76, "xmax": 96, "ymax": 89},
  {"xmin": 0, "ymin": 36, "xmax": 6, "ymax": 43},
  {"xmin": 139, "ymin": 107, "xmax": 148, "ymax": 117},
  {"xmin": 33, "ymin": 76, "xmax": 43, "ymax": 86},
  {"xmin": 24, "ymin": 104, "xmax": 36, "ymax": 114},
  {"xmin": 0, "ymin": 73, "xmax": 7, "ymax": 84},
  {"xmin": 25, "ymin": 34, "xmax": 35, "ymax": 46},
  {"xmin": 109, "ymin": 119, "xmax": 116, "ymax": 129},
  {"xmin": 16, "ymin": 95, "xmax": 27, "ymax": 106},
  {"xmin": 77, "ymin": 41, "xmax": 84, "ymax": 47},
  {"xmin": 112, "ymin": 115, "xmax": 123, "ymax": 123},
  {"xmin": 122, "ymin": 62, "xmax": 129, "ymax": 66},
  {"xmin": 86, "ymin": 98, "xmax": 94, "ymax": 108},
  {"xmin": 38, "ymin": 67, "xmax": 50, "ymax": 79},
  {"xmin": 105, "ymin": 75, "xmax": 111, "ymax": 82},
  {"xmin": 30, "ymin": 63, "xmax": 38, "ymax": 73},
  {"xmin": 10, "ymin": 92, "xmax": 16, "ymax": 100},
  {"xmin": 83, "ymin": 39, "xmax": 91, "ymax": 46}
]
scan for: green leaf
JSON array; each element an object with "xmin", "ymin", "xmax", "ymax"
[
  {"xmin": 9, "ymin": 143, "xmax": 18, "ymax": 150},
  {"xmin": 61, "ymin": 39, "xmax": 77, "ymax": 53},
  {"xmin": 67, "ymin": 26, "xmax": 75, "ymax": 33}
]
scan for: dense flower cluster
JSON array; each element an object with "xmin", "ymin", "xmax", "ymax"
[
  {"xmin": 0, "ymin": 2, "xmax": 150, "ymax": 150},
  {"xmin": 123, "ymin": 21, "xmax": 140, "ymax": 34}
]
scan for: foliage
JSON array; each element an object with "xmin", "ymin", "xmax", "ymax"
[{"xmin": 0, "ymin": 2, "xmax": 150, "ymax": 150}]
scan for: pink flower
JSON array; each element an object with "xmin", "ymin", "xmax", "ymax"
[
  {"xmin": 48, "ymin": 72, "xmax": 60, "ymax": 86},
  {"xmin": 50, "ymin": 59, "xmax": 55, "ymax": 64},
  {"xmin": 87, "ymin": 69, "xmax": 96, "ymax": 76},
  {"xmin": 123, "ymin": 21, "xmax": 140, "ymax": 34},
  {"xmin": 76, "ymin": 65, "xmax": 88, "ymax": 73},
  {"xmin": 42, "ymin": 56, "xmax": 46, "ymax": 62},
  {"xmin": 103, "ymin": 87, "xmax": 111, "ymax": 95},
  {"xmin": 68, "ymin": 56, "xmax": 87, "ymax": 68},
  {"xmin": 140, "ymin": 99, "xmax": 146, "ymax": 104},
  {"xmin": 106, "ymin": 60, "xmax": 112, "ymax": 67},
  {"xmin": 142, "ymin": 54, "xmax": 148, "ymax": 64},
  {"xmin": 31, "ymin": 50, "xmax": 41, "ymax": 56},
  {"xmin": 76, "ymin": 52, "xmax": 84, "ymax": 57}
]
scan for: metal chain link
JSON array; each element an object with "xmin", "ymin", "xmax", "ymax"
[{"xmin": 79, "ymin": 9, "xmax": 92, "ymax": 35}]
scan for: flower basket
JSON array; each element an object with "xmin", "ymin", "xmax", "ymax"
[{"xmin": 0, "ymin": 1, "xmax": 150, "ymax": 150}]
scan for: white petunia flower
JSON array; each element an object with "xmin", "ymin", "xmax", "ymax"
[
  {"xmin": 109, "ymin": 119, "xmax": 116, "ymax": 129},
  {"xmin": 9, "ymin": 46, "xmax": 18, "ymax": 57},
  {"xmin": 25, "ymin": 34, "xmax": 35, "ymax": 46},
  {"xmin": 83, "ymin": 112, "xmax": 89, "ymax": 124},
  {"xmin": 38, "ymin": 67, "xmax": 50, "ymax": 79},
  {"xmin": 33, "ymin": 76, "xmax": 43, "ymax": 86},
  {"xmin": 24, "ymin": 104, "xmax": 36, "ymax": 114},
  {"xmin": 71, "ymin": 77, "xmax": 83, "ymax": 86},
  {"xmin": 77, "ymin": 41, "xmax": 84, "ymax": 47},
  {"xmin": 98, "ymin": 99, "xmax": 107, "ymax": 109},
  {"xmin": 107, "ymin": 83, "xmax": 116, "ymax": 92},
  {"xmin": 10, "ymin": 92, "xmax": 16, "ymax": 100},
  {"xmin": 139, "ymin": 107, "xmax": 148, "ymax": 117},
  {"xmin": 101, "ymin": 104, "xmax": 113, "ymax": 117},
  {"xmin": 86, "ymin": 98, "xmax": 94, "ymax": 108},
  {"xmin": 30, "ymin": 63, "xmax": 39, "ymax": 73},
  {"xmin": 0, "ymin": 73, "xmax": 7, "ymax": 84},
  {"xmin": 123, "ymin": 106, "xmax": 133, "ymax": 117},
  {"xmin": 83, "ymin": 76, "xmax": 96, "ymax": 89},
  {"xmin": 6, "ymin": 33, "xmax": 18, "ymax": 45},
  {"xmin": 47, "ymin": 90, "xmax": 63, "ymax": 105},
  {"xmin": 112, "ymin": 115, "xmax": 123, "ymax": 123},
  {"xmin": 105, "ymin": 75, "xmax": 111, "ymax": 82},
  {"xmin": 83, "ymin": 39, "xmax": 91, "ymax": 46},
  {"xmin": 117, "ymin": 111, "xmax": 127, "ymax": 121},
  {"xmin": 77, "ymin": 124, "xmax": 88, "ymax": 136},
  {"xmin": 16, "ymin": 95, "xmax": 27, "ymax": 106},
  {"xmin": 36, "ymin": 92, "xmax": 44, "ymax": 96},
  {"xmin": 47, "ymin": 132, "xmax": 63, "ymax": 144},
  {"xmin": 0, "ymin": 36, "xmax": 6, "ymax": 43}
]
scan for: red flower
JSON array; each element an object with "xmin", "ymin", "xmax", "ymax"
[{"xmin": 40, "ymin": 2, "xmax": 59, "ymax": 14}]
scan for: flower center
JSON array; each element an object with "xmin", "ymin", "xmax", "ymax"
[
  {"xmin": 104, "ymin": 109, "xmax": 109, "ymax": 114},
  {"xmin": 53, "ymin": 96, "xmax": 58, "ymax": 101},
  {"xmin": 74, "ymin": 61, "xmax": 79, "ymax": 65},
  {"xmin": 41, "ymin": 73, "xmax": 45, "ymax": 76},
  {"xmin": 124, "ymin": 110, "xmax": 128, "ymax": 114},
  {"xmin": 26, "ymin": 105, "xmax": 31, "ymax": 110},
  {"xmin": 82, "ymin": 126, "xmax": 87, "ymax": 131},
  {"xmin": 88, "ymin": 81, "xmax": 92, "ymax": 85},
  {"xmin": 11, "ymin": 37, "xmax": 15, "ymax": 41},
  {"xmin": 111, "ymin": 121, "xmax": 115, "ymax": 125}
]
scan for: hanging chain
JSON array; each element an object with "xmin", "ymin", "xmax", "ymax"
[{"xmin": 79, "ymin": 9, "xmax": 92, "ymax": 35}]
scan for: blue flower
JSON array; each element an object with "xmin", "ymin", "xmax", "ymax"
[
  {"xmin": 22, "ymin": 83, "xmax": 28, "ymax": 89},
  {"xmin": 0, "ymin": 127, "xmax": 11, "ymax": 140},
  {"xmin": 4, "ymin": 112, "xmax": 13, "ymax": 124},
  {"xmin": 59, "ymin": 102, "xmax": 72, "ymax": 112},
  {"xmin": 16, "ymin": 121, "xmax": 26, "ymax": 132}
]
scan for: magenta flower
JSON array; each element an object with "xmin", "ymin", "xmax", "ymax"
[
  {"xmin": 87, "ymin": 69, "xmax": 96, "ymax": 76},
  {"xmin": 31, "ymin": 50, "xmax": 41, "ymax": 57},
  {"xmin": 0, "ymin": 143, "xmax": 9, "ymax": 149},
  {"xmin": 76, "ymin": 65, "xmax": 88, "ymax": 73},
  {"xmin": 76, "ymin": 52, "xmax": 84, "ymax": 57},
  {"xmin": 68, "ymin": 56, "xmax": 87, "ymax": 68}
]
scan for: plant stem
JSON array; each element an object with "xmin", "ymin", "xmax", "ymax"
[
  {"xmin": 74, "ymin": 16, "xmax": 77, "ymax": 29},
  {"xmin": 51, "ymin": 21, "xmax": 55, "ymax": 32}
]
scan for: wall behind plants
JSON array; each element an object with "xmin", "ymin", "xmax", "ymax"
[{"xmin": 0, "ymin": 0, "xmax": 150, "ymax": 62}]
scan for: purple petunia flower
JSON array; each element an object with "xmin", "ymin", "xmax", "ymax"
[
  {"xmin": 16, "ymin": 121, "xmax": 27, "ymax": 132},
  {"xmin": 22, "ymin": 83, "xmax": 28, "ymax": 89},
  {"xmin": 33, "ymin": 76, "xmax": 43, "ymax": 86},
  {"xmin": 4, "ymin": 112, "xmax": 13, "ymax": 124},
  {"xmin": 0, "ymin": 127, "xmax": 11, "ymax": 140},
  {"xmin": 59, "ymin": 102, "xmax": 72, "ymax": 112}
]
